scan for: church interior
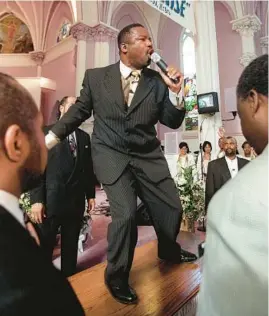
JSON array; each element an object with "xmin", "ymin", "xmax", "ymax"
[{"xmin": 0, "ymin": 1, "xmax": 268, "ymax": 315}]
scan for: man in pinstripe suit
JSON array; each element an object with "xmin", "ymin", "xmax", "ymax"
[{"xmin": 45, "ymin": 23, "xmax": 197, "ymax": 304}]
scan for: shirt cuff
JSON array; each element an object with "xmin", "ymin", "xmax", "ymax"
[
  {"xmin": 45, "ymin": 131, "xmax": 60, "ymax": 150},
  {"xmin": 169, "ymin": 90, "xmax": 184, "ymax": 109}
]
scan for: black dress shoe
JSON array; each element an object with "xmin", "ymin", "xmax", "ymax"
[
  {"xmin": 180, "ymin": 249, "xmax": 198, "ymax": 262},
  {"xmin": 159, "ymin": 249, "xmax": 197, "ymax": 263},
  {"xmin": 105, "ymin": 280, "xmax": 138, "ymax": 305}
]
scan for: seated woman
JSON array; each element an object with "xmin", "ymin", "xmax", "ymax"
[{"xmin": 197, "ymin": 141, "xmax": 212, "ymax": 182}]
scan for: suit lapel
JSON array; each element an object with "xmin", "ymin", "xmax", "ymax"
[
  {"xmin": 220, "ymin": 157, "xmax": 231, "ymax": 183},
  {"xmin": 238, "ymin": 157, "xmax": 245, "ymax": 170},
  {"xmin": 104, "ymin": 62, "xmax": 125, "ymax": 113},
  {"xmin": 127, "ymin": 68, "xmax": 154, "ymax": 115},
  {"xmin": 66, "ymin": 130, "xmax": 80, "ymax": 184}
]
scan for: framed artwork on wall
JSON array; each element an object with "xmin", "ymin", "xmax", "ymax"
[{"xmin": 0, "ymin": 14, "xmax": 34, "ymax": 53}]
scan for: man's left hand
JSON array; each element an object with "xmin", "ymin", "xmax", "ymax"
[
  {"xmin": 87, "ymin": 199, "xmax": 95, "ymax": 213},
  {"xmin": 159, "ymin": 65, "xmax": 183, "ymax": 94}
]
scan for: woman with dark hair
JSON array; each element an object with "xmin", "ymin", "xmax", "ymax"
[
  {"xmin": 197, "ymin": 141, "xmax": 212, "ymax": 181},
  {"xmin": 241, "ymin": 140, "xmax": 256, "ymax": 160},
  {"xmin": 176, "ymin": 141, "xmax": 196, "ymax": 180}
]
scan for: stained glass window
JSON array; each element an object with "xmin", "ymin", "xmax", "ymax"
[
  {"xmin": 57, "ymin": 20, "xmax": 71, "ymax": 43},
  {"xmin": 182, "ymin": 32, "xmax": 198, "ymax": 132}
]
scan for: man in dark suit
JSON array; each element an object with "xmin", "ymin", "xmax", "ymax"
[
  {"xmin": 30, "ymin": 96, "xmax": 95, "ymax": 277},
  {"xmin": 0, "ymin": 73, "xmax": 84, "ymax": 315},
  {"xmin": 45, "ymin": 23, "xmax": 197, "ymax": 304},
  {"xmin": 205, "ymin": 136, "xmax": 249, "ymax": 209}
]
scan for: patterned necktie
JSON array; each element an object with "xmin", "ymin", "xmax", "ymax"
[
  {"xmin": 68, "ymin": 132, "xmax": 77, "ymax": 158},
  {"xmin": 122, "ymin": 71, "xmax": 140, "ymax": 109}
]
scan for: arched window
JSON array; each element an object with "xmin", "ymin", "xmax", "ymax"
[
  {"xmin": 182, "ymin": 30, "xmax": 198, "ymax": 132},
  {"xmin": 0, "ymin": 14, "xmax": 33, "ymax": 53}
]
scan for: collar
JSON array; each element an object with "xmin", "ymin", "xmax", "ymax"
[
  {"xmin": 119, "ymin": 61, "xmax": 142, "ymax": 79},
  {"xmin": 225, "ymin": 155, "xmax": 237, "ymax": 163},
  {"xmin": 0, "ymin": 190, "xmax": 25, "ymax": 227}
]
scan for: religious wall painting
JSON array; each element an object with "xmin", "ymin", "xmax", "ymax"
[
  {"xmin": 57, "ymin": 20, "xmax": 71, "ymax": 43},
  {"xmin": 183, "ymin": 75, "xmax": 198, "ymax": 131},
  {"xmin": 0, "ymin": 14, "xmax": 33, "ymax": 53}
]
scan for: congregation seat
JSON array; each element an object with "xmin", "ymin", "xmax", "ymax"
[{"xmin": 69, "ymin": 240, "xmax": 202, "ymax": 316}]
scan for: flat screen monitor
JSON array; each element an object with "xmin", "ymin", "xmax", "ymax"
[{"xmin": 197, "ymin": 92, "xmax": 219, "ymax": 114}]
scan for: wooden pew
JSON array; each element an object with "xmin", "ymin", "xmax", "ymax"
[{"xmin": 69, "ymin": 240, "xmax": 201, "ymax": 316}]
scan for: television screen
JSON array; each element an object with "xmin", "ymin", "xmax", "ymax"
[{"xmin": 197, "ymin": 92, "xmax": 219, "ymax": 114}]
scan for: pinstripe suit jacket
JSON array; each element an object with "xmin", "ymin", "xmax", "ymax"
[{"xmin": 51, "ymin": 62, "xmax": 186, "ymax": 184}]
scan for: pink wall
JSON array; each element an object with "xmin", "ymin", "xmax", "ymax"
[
  {"xmin": 45, "ymin": 2, "xmax": 73, "ymax": 50},
  {"xmin": 0, "ymin": 66, "xmax": 37, "ymax": 77},
  {"xmin": 111, "ymin": 2, "xmax": 155, "ymax": 63},
  {"xmin": 41, "ymin": 51, "xmax": 76, "ymax": 123},
  {"xmin": 215, "ymin": 1, "xmax": 243, "ymax": 135},
  {"xmin": 158, "ymin": 17, "xmax": 183, "ymax": 141}
]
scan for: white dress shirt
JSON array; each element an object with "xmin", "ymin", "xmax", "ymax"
[
  {"xmin": 197, "ymin": 146, "xmax": 268, "ymax": 316},
  {"xmin": 0, "ymin": 190, "xmax": 25, "ymax": 227},
  {"xmin": 119, "ymin": 61, "xmax": 183, "ymax": 109},
  {"xmin": 225, "ymin": 156, "xmax": 238, "ymax": 178}
]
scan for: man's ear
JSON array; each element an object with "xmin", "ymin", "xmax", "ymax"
[
  {"xmin": 4, "ymin": 125, "xmax": 29, "ymax": 163},
  {"xmin": 120, "ymin": 43, "xmax": 128, "ymax": 54},
  {"xmin": 248, "ymin": 89, "xmax": 259, "ymax": 117},
  {"xmin": 59, "ymin": 105, "xmax": 64, "ymax": 114}
]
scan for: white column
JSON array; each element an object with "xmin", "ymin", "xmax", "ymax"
[
  {"xmin": 194, "ymin": 1, "xmax": 222, "ymax": 154},
  {"xmin": 29, "ymin": 51, "xmax": 45, "ymax": 77},
  {"xmin": 260, "ymin": 36, "xmax": 268, "ymax": 54},
  {"xmin": 74, "ymin": 23, "xmax": 118, "ymax": 136},
  {"xmin": 92, "ymin": 22, "xmax": 118, "ymax": 67},
  {"xmin": 70, "ymin": 22, "xmax": 91, "ymax": 96},
  {"xmin": 231, "ymin": 15, "xmax": 261, "ymax": 67}
]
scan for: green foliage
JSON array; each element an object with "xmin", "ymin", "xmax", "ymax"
[{"xmin": 175, "ymin": 166, "xmax": 205, "ymax": 221}]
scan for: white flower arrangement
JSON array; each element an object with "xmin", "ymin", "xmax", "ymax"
[{"xmin": 175, "ymin": 165, "xmax": 205, "ymax": 221}]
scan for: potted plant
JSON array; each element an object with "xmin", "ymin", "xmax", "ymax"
[{"xmin": 175, "ymin": 166, "xmax": 205, "ymax": 232}]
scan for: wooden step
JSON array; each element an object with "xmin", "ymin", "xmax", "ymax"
[{"xmin": 69, "ymin": 240, "xmax": 202, "ymax": 316}]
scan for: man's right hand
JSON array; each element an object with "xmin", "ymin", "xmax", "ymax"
[{"xmin": 31, "ymin": 203, "xmax": 46, "ymax": 224}]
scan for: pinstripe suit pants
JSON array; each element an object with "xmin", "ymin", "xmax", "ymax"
[{"xmin": 103, "ymin": 160, "xmax": 183, "ymax": 285}]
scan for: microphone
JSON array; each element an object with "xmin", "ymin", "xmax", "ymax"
[{"xmin": 150, "ymin": 52, "xmax": 179, "ymax": 84}]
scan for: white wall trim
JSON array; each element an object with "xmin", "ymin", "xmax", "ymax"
[
  {"xmin": 0, "ymin": 54, "xmax": 36, "ymax": 67},
  {"xmin": 43, "ymin": 36, "xmax": 76, "ymax": 65}
]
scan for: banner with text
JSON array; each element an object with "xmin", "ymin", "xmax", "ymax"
[{"xmin": 144, "ymin": 0, "xmax": 196, "ymax": 34}]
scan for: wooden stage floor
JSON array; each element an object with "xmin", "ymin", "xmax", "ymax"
[{"xmin": 69, "ymin": 239, "xmax": 202, "ymax": 316}]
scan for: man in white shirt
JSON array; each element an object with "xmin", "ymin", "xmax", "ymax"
[
  {"xmin": 197, "ymin": 54, "xmax": 268, "ymax": 316},
  {"xmin": 0, "ymin": 73, "xmax": 84, "ymax": 315},
  {"xmin": 205, "ymin": 136, "xmax": 248, "ymax": 210}
]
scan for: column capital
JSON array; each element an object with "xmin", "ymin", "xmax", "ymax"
[
  {"xmin": 70, "ymin": 22, "xmax": 93, "ymax": 41},
  {"xmin": 91, "ymin": 22, "xmax": 119, "ymax": 41},
  {"xmin": 260, "ymin": 36, "xmax": 268, "ymax": 48},
  {"xmin": 239, "ymin": 52, "xmax": 257, "ymax": 67},
  {"xmin": 231, "ymin": 15, "xmax": 261, "ymax": 37},
  {"xmin": 29, "ymin": 51, "xmax": 45, "ymax": 66}
]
